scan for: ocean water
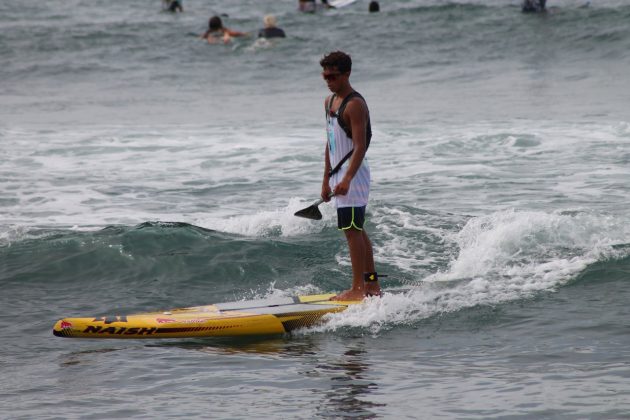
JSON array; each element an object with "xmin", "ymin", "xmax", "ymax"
[{"xmin": 1, "ymin": 0, "xmax": 630, "ymax": 418}]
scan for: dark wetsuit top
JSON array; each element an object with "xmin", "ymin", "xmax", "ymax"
[
  {"xmin": 522, "ymin": 0, "xmax": 546, "ymax": 12},
  {"xmin": 258, "ymin": 27, "xmax": 286, "ymax": 39},
  {"xmin": 166, "ymin": 0, "xmax": 182, "ymax": 12}
]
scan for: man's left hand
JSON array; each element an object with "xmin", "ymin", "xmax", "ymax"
[{"xmin": 334, "ymin": 178, "xmax": 351, "ymax": 196}]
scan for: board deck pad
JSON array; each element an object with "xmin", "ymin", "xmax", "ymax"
[
  {"xmin": 329, "ymin": 0, "xmax": 359, "ymax": 8},
  {"xmin": 53, "ymin": 294, "xmax": 359, "ymax": 339},
  {"xmin": 214, "ymin": 295, "xmax": 300, "ymax": 311}
]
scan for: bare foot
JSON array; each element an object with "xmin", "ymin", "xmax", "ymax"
[
  {"xmin": 330, "ymin": 289, "xmax": 365, "ymax": 301},
  {"xmin": 365, "ymin": 284, "xmax": 382, "ymax": 297}
]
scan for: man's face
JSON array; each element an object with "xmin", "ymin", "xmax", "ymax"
[{"xmin": 322, "ymin": 66, "xmax": 349, "ymax": 92}]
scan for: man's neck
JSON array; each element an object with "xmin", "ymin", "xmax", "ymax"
[{"xmin": 335, "ymin": 83, "xmax": 354, "ymax": 98}]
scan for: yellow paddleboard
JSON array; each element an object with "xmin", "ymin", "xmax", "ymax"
[{"xmin": 53, "ymin": 294, "xmax": 360, "ymax": 339}]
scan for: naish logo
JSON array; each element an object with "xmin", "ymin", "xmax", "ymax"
[
  {"xmin": 60, "ymin": 321, "xmax": 73, "ymax": 329},
  {"xmin": 83, "ymin": 326, "xmax": 157, "ymax": 335}
]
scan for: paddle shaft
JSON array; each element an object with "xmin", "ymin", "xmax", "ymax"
[{"xmin": 308, "ymin": 192, "xmax": 334, "ymax": 207}]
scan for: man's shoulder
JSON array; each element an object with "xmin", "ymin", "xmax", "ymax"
[
  {"xmin": 348, "ymin": 91, "xmax": 368, "ymax": 104},
  {"xmin": 343, "ymin": 94, "xmax": 368, "ymax": 114}
]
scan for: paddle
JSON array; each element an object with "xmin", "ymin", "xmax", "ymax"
[{"xmin": 294, "ymin": 193, "xmax": 334, "ymax": 220}]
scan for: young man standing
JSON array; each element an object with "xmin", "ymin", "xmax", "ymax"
[{"xmin": 319, "ymin": 51, "xmax": 381, "ymax": 300}]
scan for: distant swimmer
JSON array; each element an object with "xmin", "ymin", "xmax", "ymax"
[
  {"xmin": 162, "ymin": 0, "xmax": 183, "ymax": 13},
  {"xmin": 522, "ymin": 0, "xmax": 546, "ymax": 13},
  {"xmin": 258, "ymin": 15, "xmax": 286, "ymax": 39},
  {"xmin": 319, "ymin": 51, "xmax": 381, "ymax": 301},
  {"xmin": 200, "ymin": 15, "xmax": 247, "ymax": 44},
  {"xmin": 369, "ymin": 1, "xmax": 380, "ymax": 12},
  {"xmin": 298, "ymin": 0, "xmax": 333, "ymax": 13}
]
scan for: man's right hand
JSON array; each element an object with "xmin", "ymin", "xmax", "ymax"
[{"xmin": 321, "ymin": 183, "xmax": 332, "ymax": 202}]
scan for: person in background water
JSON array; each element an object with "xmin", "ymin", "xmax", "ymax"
[
  {"xmin": 298, "ymin": 0, "xmax": 334, "ymax": 13},
  {"xmin": 200, "ymin": 16, "xmax": 247, "ymax": 44},
  {"xmin": 258, "ymin": 15, "xmax": 286, "ymax": 39},
  {"xmin": 319, "ymin": 51, "xmax": 381, "ymax": 301},
  {"xmin": 522, "ymin": 0, "xmax": 546, "ymax": 12},
  {"xmin": 369, "ymin": 1, "xmax": 380, "ymax": 12},
  {"xmin": 163, "ymin": 0, "xmax": 183, "ymax": 13}
]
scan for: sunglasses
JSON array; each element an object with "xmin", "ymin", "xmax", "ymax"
[{"xmin": 322, "ymin": 72, "xmax": 345, "ymax": 81}]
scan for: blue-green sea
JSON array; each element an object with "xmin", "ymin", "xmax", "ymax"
[{"xmin": 2, "ymin": 0, "xmax": 630, "ymax": 418}]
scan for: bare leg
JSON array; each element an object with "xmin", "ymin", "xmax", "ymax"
[
  {"xmin": 332, "ymin": 228, "xmax": 381, "ymax": 300},
  {"xmin": 331, "ymin": 228, "xmax": 366, "ymax": 300},
  {"xmin": 362, "ymin": 230, "xmax": 381, "ymax": 297}
]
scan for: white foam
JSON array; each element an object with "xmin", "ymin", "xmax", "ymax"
[
  {"xmin": 3, "ymin": 121, "xmax": 628, "ymax": 236},
  {"xmin": 303, "ymin": 209, "xmax": 630, "ymax": 334},
  {"xmin": 259, "ymin": 282, "xmax": 323, "ymax": 300},
  {"xmin": 439, "ymin": 209, "xmax": 630, "ymax": 280},
  {"xmin": 369, "ymin": 205, "xmax": 452, "ymax": 273},
  {"xmin": 193, "ymin": 197, "xmax": 336, "ymax": 237},
  {"xmin": 0, "ymin": 225, "xmax": 32, "ymax": 246},
  {"xmin": 615, "ymin": 121, "xmax": 630, "ymax": 137},
  {"xmin": 1, "ymin": 125, "xmax": 324, "ymax": 240}
]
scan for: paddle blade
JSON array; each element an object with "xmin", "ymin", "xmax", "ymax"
[{"xmin": 294, "ymin": 204, "xmax": 323, "ymax": 220}]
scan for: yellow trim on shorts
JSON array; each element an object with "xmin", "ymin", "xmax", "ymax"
[{"xmin": 339, "ymin": 207, "xmax": 363, "ymax": 231}]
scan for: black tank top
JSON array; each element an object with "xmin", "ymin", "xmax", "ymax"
[{"xmin": 325, "ymin": 91, "xmax": 372, "ymax": 148}]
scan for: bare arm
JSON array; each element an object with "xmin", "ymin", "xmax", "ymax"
[
  {"xmin": 225, "ymin": 28, "xmax": 248, "ymax": 37},
  {"xmin": 322, "ymin": 96, "xmax": 333, "ymax": 201},
  {"xmin": 333, "ymin": 98, "xmax": 367, "ymax": 196}
]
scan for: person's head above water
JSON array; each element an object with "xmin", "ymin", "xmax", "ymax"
[
  {"xmin": 369, "ymin": 1, "xmax": 380, "ymax": 12},
  {"xmin": 208, "ymin": 15, "xmax": 224, "ymax": 31},
  {"xmin": 320, "ymin": 51, "xmax": 352, "ymax": 74},
  {"xmin": 263, "ymin": 14, "xmax": 277, "ymax": 28}
]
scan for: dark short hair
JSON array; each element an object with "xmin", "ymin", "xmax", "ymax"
[
  {"xmin": 369, "ymin": 1, "xmax": 380, "ymax": 12},
  {"xmin": 320, "ymin": 51, "xmax": 352, "ymax": 73},
  {"xmin": 209, "ymin": 16, "xmax": 223, "ymax": 31}
]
